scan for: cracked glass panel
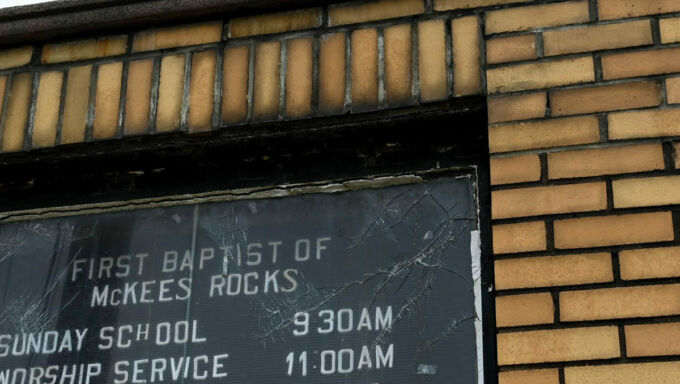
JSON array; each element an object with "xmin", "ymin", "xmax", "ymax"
[{"xmin": 0, "ymin": 175, "xmax": 483, "ymax": 384}]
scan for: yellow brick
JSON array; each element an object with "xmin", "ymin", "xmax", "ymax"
[
  {"xmin": 495, "ymin": 253, "xmax": 613, "ymax": 290},
  {"xmin": 485, "ymin": 1, "xmax": 589, "ymax": 35},
  {"xmin": 487, "ymin": 56, "xmax": 594, "ymax": 94},
  {"xmin": 418, "ymin": 19, "xmax": 447, "ymax": 101},
  {"xmin": 133, "ymin": 21, "xmax": 222, "ymax": 52},
  {"xmin": 660, "ymin": 18, "xmax": 680, "ymax": 44},
  {"xmin": 492, "ymin": 182, "xmax": 607, "ymax": 219},
  {"xmin": 221, "ymin": 46, "xmax": 250, "ymax": 125},
  {"xmin": 490, "ymin": 154, "xmax": 541, "ymax": 185},
  {"xmin": 548, "ymin": 143, "xmax": 665, "ymax": 179},
  {"xmin": 609, "ymin": 108, "xmax": 680, "ymax": 140},
  {"xmin": 0, "ymin": 46, "xmax": 32, "ymax": 70},
  {"xmin": 554, "ymin": 212, "xmax": 674, "ymax": 249},
  {"xmin": 229, "ymin": 8, "xmax": 321, "ymax": 38},
  {"xmin": 625, "ymin": 322, "xmax": 680, "ymax": 357},
  {"xmin": 614, "ymin": 175, "xmax": 680, "ymax": 208},
  {"xmin": 2, "ymin": 72, "xmax": 33, "ymax": 152},
  {"xmin": 496, "ymin": 293, "xmax": 554, "ymax": 327},
  {"xmin": 286, "ymin": 37, "xmax": 313, "ymax": 118},
  {"xmin": 188, "ymin": 49, "xmax": 217, "ymax": 133},
  {"xmin": 384, "ymin": 24, "xmax": 412, "ymax": 106},
  {"xmin": 351, "ymin": 28, "xmax": 378, "ymax": 111},
  {"xmin": 93, "ymin": 62, "xmax": 123, "ymax": 140},
  {"xmin": 543, "ymin": 20, "xmax": 652, "ymax": 56},
  {"xmin": 488, "ymin": 92, "xmax": 546, "ymax": 124},
  {"xmin": 550, "ymin": 81, "xmax": 661, "ymax": 117},
  {"xmin": 329, "ymin": 0, "xmax": 424, "ymax": 26},
  {"xmin": 435, "ymin": 0, "xmax": 530, "ymax": 11},
  {"xmin": 675, "ymin": 142, "xmax": 680, "ymax": 168},
  {"xmin": 253, "ymin": 41, "xmax": 281, "ymax": 121},
  {"xmin": 32, "ymin": 71, "xmax": 63, "ymax": 148},
  {"xmin": 499, "ymin": 369, "xmax": 559, "ymax": 384},
  {"xmin": 560, "ymin": 284, "xmax": 680, "ymax": 321},
  {"xmin": 319, "ymin": 33, "xmax": 346, "ymax": 114},
  {"xmin": 489, "ymin": 116, "xmax": 600, "ymax": 153},
  {"xmin": 667, "ymin": 76, "xmax": 680, "ymax": 104},
  {"xmin": 620, "ymin": 246, "xmax": 680, "ymax": 280},
  {"xmin": 486, "ymin": 35, "xmax": 536, "ymax": 65},
  {"xmin": 124, "ymin": 59, "xmax": 153, "ymax": 136},
  {"xmin": 602, "ymin": 47, "xmax": 680, "ymax": 80},
  {"xmin": 0, "ymin": 77, "xmax": 6, "ymax": 123},
  {"xmin": 156, "ymin": 54, "xmax": 186, "ymax": 132},
  {"xmin": 599, "ymin": 0, "xmax": 680, "ymax": 20},
  {"xmin": 61, "ymin": 65, "xmax": 92, "ymax": 144},
  {"xmin": 452, "ymin": 16, "xmax": 481, "ymax": 96},
  {"xmin": 493, "ymin": 221, "xmax": 546, "ymax": 255},
  {"xmin": 42, "ymin": 36, "xmax": 127, "ymax": 64},
  {"xmin": 497, "ymin": 326, "xmax": 620, "ymax": 366},
  {"xmin": 566, "ymin": 362, "xmax": 680, "ymax": 384}
]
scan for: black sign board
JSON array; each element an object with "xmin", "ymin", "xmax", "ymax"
[{"xmin": 0, "ymin": 175, "xmax": 483, "ymax": 384}]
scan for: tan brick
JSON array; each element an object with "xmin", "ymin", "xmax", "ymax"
[
  {"xmin": 543, "ymin": 20, "xmax": 652, "ymax": 56},
  {"xmin": 667, "ymin": 77, "xmax": 680, "ymax": 104},
  {"xmin": 188, "ymin": 49, "xmax": 217, "ymax": 133},
  {"xmin": 418, "ymin": 19, "xmax": 447, "ymax": 101},
  {"xmin": 486, "ymin": 35, "xmax": 536, "ymax": 65},
  {"xmin": 675, "ymin": 142, "xmax": 680, "ymax": 168},
  {"xmin": 609, "ymin": 108, "xmax": 680, "ymax": 140},
  {"xmin": 221, "ymin": 45, "xmax": 250, "ymax": 125},
  {"xmin": 253, "ymin": 41, "xmax": 281, "ymax": 121},
  {"xmin": 351, "ymin": 28, "xmax": 378, "ymax": 111},
  {"xmin": 602, "ymin": 47, "xmax": 680, "ymax": 80},
  {"xmin": 492, "ymin": 182, "xmax": 607, "ymax": 219},
  {"xmin": 487, "ymin": 56, "xmax": 594, "ymax": 94},
  {"xmin": 485, "ymin": 1, "xmax": 589, "ymax": 35},
  {"xmin": 488, "ymin": 92, "xmax": 546, "ymax": 124},
  {"xmin": 489, "ymin": 116, "xmax": 600, "ymax": 153},
  {"xmin": 620, "ymin": 246, "xmax": 680, "ymax": 280},
  {"xmin": 229, "ymin": 8, "xmax": 321, "ymax": 38},
  {"xmin": 660, "ymin": 18, "xmax": 680, "ymax": 44},
  {"xmin": 32, "ymin": 71, "xmax": 63, "ymax": 148},
  {"xmin": 329, "ymin": 0, "xmax": 424, "ymax": 26},
  {"xmin": 614, "ymin": 175, "xmax": 680, "ymax": 208},
  {"xmin": 554, "ymin": 212, "xmax": 674, "ymax": 249},
  {"xmin": 561, "ymin": 284, "xmax": 680, "ymax": 321},
  {"xmin": 497, "ymin": 326, "xmax": 620, "ymax": 365},
  {"xmin": 156, "ymin": 54, "xmax": 186, "ymax": 132},
  {"xmin": 384, "ymin": 24, "xmax": 412, "ymax": 106},
  {"xmin": 548, "ymin": 143, "xmax": 665, "ymax": 179},
  {"xmin": 133, "ymin": 21, "xmax": 222, "ymax": 52},
  {"xmin": 599, "ymin": 0, "xmax": 680, "ymax": 20},
  {"xmin": 566, "ymin": 362, "xmax": 680, "ymax": 384},
  {"xmin": 435, "ymin": 0, "xmax": 530, "ymax": 11},
  {"xmin": 493, "ymin": 221, "xmax": 546, "ymax": 255},
  {"xmin": 625, "ymin": 322, "xmax": 680, "ymax": 357},
  {"xmin": 0, "ymin": 46, "xmax": 32, "ymax": 70},
  {"xmin": 550, "ymin": 81, "xmax": 661, "ymax": 117},
  {"xmin": 0, "ymin": 77, "xmax": 6, "ymax": 123},
  {"xmin": 93, "ymin": 62, "xmax": 123, "ymax": 140},
  {"xmin": 452, "ymin": 16, "xmax": 482, "ymax": 96},
  {"xmin": 61, "ymin": 65, "xmax": 92, "ymax": 144},
  {"xmin": 42, "ymin": 36, "xmax": 127, "ymax": 64},
  {"xmin": 496, "ymin": 293, "xmax": 554, "ymax": 327},
  {"xmin": 319, "ymin": 33, "xmax": 346, "ymax": 114},
  {"xmin": 499, "ymin": 369, "xmax": 559, "ymax": 384},
  {"xmin": 490, "ymin": 154, "xmax": 541, "ymax": 185},
  {"xmin": 495, "ymin": 253, "xmax": 613, "ymax": 290},
  {"xmin": 2, "ymin": 72, "xmax": 33, "ymax": 152},
  {"xmin": 124, "ymin": 59, "xmax": 153, "ymax": 136},
  {"xmin": 286, "ymin": 37, "xmax": 313, "ymax": 118}
]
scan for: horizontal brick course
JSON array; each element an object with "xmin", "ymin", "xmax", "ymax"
[
  {"xmin": 609, "ymin": 108, "xmax": 680, "ymax": 139},
  {"xmin": 492, "ymin": 182, "xmax": 607, "ymax": 219},
  {"xmin": 565, "ymin": 362, "xmax": 680, "ymax": 384},
  {"xmin": 543, "ymin": 20, "xmax": 652, "ymax": 56},
  {"xmin": 485, "ymin": 1, "xmax": 590, "ymax": 35},
  {"xmin": 229, "ymin": 8, "xmax": 321, "ymax": 37},
  {"xmin": 329, "ymin": 0, "xmax": 424, "ymax": 26},
  {"xmin": 598, "ymin": 0, "xmax": 680, "ymax": 20},
  {"xmin": 620, "ymin": 246, "xmax": 680, "ymax": 280},
  {"xmin": 613, "ymin": 175, "xmax": 680, "ymax": 208},
  {"xmin": 486, "ymin": 34, "xmax": 536, "ymax": 65},
  {"xmin": 496, "ymin": 293, "xmax": 554, "ymax": 327},
  {"xmin": 488, "ymin": 92, "xmax": 546, "ymax": 124},
  {"xmin": 549, "ymin": 81, "xmax": 661, "ymax": 117},
  {"xmin": 132, "ymin": 21, "xmax": 222, "ymax": 52},
  {"xmin": 625, "ymin": 322, "xmax": 680, "ymax": 357},
  {"xmin": 490, "ymin": 154, "xmax": 541, "ymax": 185},
  {"xmin": 666, "ymin": 77, "xmax": 680, "ymax": 104},
  {"xmin": 548, "ymin": 143, "xmax": 665, "ymax": 179},
  {"xmin": 42, "ymin": 36, "xmax": 127, "ymax": 64},
  {"xmin": 495, "ymin": 253, "xmax": 613, "ymax": 290},
  {"xmin": 602, "ymin": 47, "xmax": 680, "ymax": 80},
  {"xmin": 499, "ymin": 369, "xmax": 559, "ymax": 384},
  {"xmin": 497, "ymin": 326, "xmax": 620, "ymax": 365},
  {"xmin": 554, "ymin": 212, "xmax": 674, "ymax": 249},
  {"xmin": 560, "ymin": 284, "xmax": 680, "ymax": 321},
  {"xmin": 660, "ymin": 17, "xmax": 680, "ymax": 44},
  {"xmin": 487, "ymin": 56, "xmax": 595, "ymax": 94},
  {"xmin": 434, "ymin": 0, "xmax": 530, "ymax": 11},
  {"xmin": 489, "ymin": 116, "xmax": 600, "ymax": 153},
  {"xmin": 493, "ymin": 221, "xmax": 546, "ymax": 254},
  {"xmin": 0, "ymin": 46, "xmax": 32, "ymax": 70}
]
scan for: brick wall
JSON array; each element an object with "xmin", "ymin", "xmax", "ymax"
[{"xmin": 2, "ymin": 0, "xmax": 680, "ymax": 382}]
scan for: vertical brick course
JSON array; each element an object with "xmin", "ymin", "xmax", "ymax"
[
  {"xmin": 32, "ymin": 71, "xmax": 63, "ymax": 148},
  {"xmin": 2, "ymin": 72, "xmax": 33, "ymax": 152}
]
